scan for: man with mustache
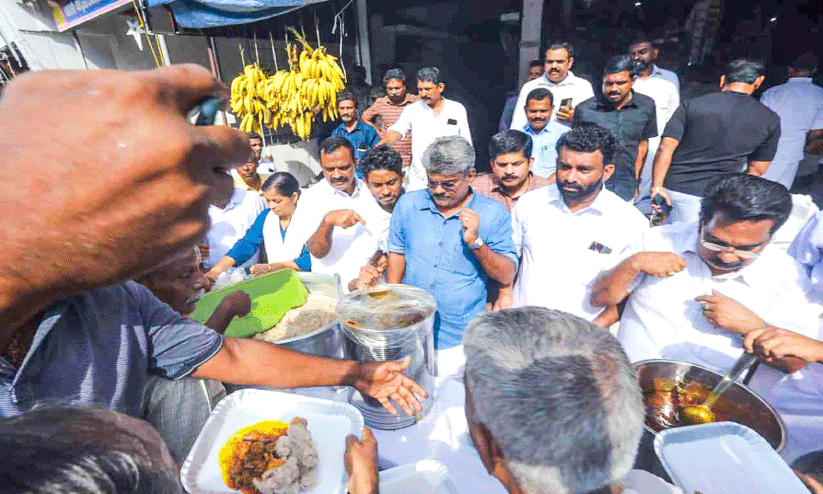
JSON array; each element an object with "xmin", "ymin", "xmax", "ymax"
[
  {"xmin": 387, "ymin": 136, "xmax": 517, "ymax": 355},
  {"xmin": 474, "ymin": 130, "xmax": 550, "ymax": 212},
  {"xmin": 231, "ymin": 151, "xmax": 271, "ymax": 193},
  {"xmin": 378, "ymin": 67, "xmax": 472, "ymax": 191},
  {"xmin": 331, "ymin": 91, "xmax": 379, "ymax": 164},
  {"xmin": 628, "ymin": 35, "xmax": 681, "ymax": 214},
  {"xmin": 573, "ymin": 55, "xmax": 657, "ymax": 202},
  {"xmin": 591, "ymin": 174, "xmax": 819, "ymax": 385},
  {"xmin": 507, "ymin": 125, "xmax": 648, "ymax": 325},
  {"xmin": 288, "ymin": 137, "xmax": 389, "ymax": 287},
  {"xmin": 520, "ymin": 88, "xmax": 570, "ymax": 180},
  {"xmin": 510, "ymin": 42, "xmax": 595, "ymax": 131},
  {"xmin": 361, "ymin": 68, "xmax": 420, "ymax": 172}
]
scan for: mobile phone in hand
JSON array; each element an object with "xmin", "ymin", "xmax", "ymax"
[{"xmin": 560, "ymin": 98, "xmax": 573, "ymax": 109}]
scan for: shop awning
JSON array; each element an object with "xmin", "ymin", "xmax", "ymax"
[{"xmin": 147, "ymin": 0, "xmax": 327, "ymax": 29}]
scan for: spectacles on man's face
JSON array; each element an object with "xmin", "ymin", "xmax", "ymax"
[
  {"xmin": 699, "ymin": 230, "xmax": 766, "ymax": 260},
  {"xmin": 427, "ymin": 174, "xmax": 467, "ymax": 192}
]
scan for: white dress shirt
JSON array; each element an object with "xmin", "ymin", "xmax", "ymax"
[
  {"xmin": 510, "ymin": 71, "xmax": 595, "ymax": 131},
  {"xmin": 617, "ymin": 221, "xmax": 819, "ymax": 386},
  {"xmin": 511, "ymin": 186, "xmax": 649, "ymax": 320},
  {"xmin": 205, "ymin": 188, "xmax": 266, "ymax": 269},
  {"xmin": 389, "ymin": 98, "xmax": 472, "ymax": 191},
  {"xmin": 761, "ymin": 77, "xmax": 823, "ymax": 188},
  {"xmin": 634, "ymin": 66, "xmax": 681, "ymax": 198},
  {"xmin": 288, "ymin": 178, "xmax": 388, "ymax": 286}
]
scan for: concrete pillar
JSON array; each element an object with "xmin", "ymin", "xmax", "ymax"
[
  {"xmin": 519, "ymin": 0, "xmax": 543, "ymax": 83},
  {"xmin": 355, "ymin": 0, "xmax": 371, "ymax": 84}
]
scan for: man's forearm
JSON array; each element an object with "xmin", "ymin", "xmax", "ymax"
[
  {"xmin": 386, "ymin": 252, "xmax": 405, "ymax": 284},
  {"xmin": 376, "ymin": 130, "xmax": 402, "ymax": 147},
  {"xmin": 590, "ymin": 257, "xmax": 641, "ymax": 307},
  {"xmin": 307, "ymin": 221, "xmax": 334, "ymax": 258},
  {"xmin": 474, "ymin": 247, "xmax": 516, "ymax": 285},
  {"xmin": 192, "ymin": 338, "xmax": 362, "ymax": 388},
  {"xmin": 635, "ymin": 140, "xmax": 649, "ymax": 180},
  {"xmin": 746, "ymin": 160, "xmax": 770, "ymax": 176},
  {"xmin": 652, "ymin": 138, "xmax": 678, "ymax": 188}
]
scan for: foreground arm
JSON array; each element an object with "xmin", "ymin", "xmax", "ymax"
[
  {"xmin": 635, "ymin": 140, "xmax": 649, "ymax": 181},
  {"xmin": 345, "ymin": 428, "xmax": 380, "ymax": 494},
  {"xmin": 744, "ymin": 326, "xmax": 823, "ymax": 364},
  {"xmin": 307, "ymin": 209, "xmax": 365, "ymax": 258},
  {"xmin": 650, "ymin": 137, "xmax": 680, "ymax": 206},
  {"xmin": 746, "ymin": 160, "xmax": 771, "ymax": 176},
  {"xmin": 375, "ymin": 130, "xmax": 402, "ymax": 148},
  {"xmin": 386, "ymin": 253, "xmax": 406, "ymax": 284},
  {"xmin": 591, "ymin": 252, "xmax": 686, "ymax": 307},
  {"xmin": 204, "ymin": 291, "xmax": 252, "ymax": 334},
  {"xmin": 192, "ymin": 338, "xmax": 427, "ymax": 415},
  {"xmin": 0, "ymin": 66, "xmax": 243, "ymax": 334}
]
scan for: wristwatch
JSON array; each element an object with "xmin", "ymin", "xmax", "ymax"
[{"xmin": 470, "ymin": 237, "xmax": 485, "ymax": 250}]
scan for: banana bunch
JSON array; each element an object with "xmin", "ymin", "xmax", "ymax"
[
  {"xmin": 230, "ymin": 63, "xmax": 270, "ymax": 134},
  {"xmin": 229, "ymin": 28, "xmax": 347, "ymax": 141}
]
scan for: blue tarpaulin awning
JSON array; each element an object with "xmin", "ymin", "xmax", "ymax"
[{"xmin": 147, "ymin": 0, "xmax": 312, "ymax": 29}]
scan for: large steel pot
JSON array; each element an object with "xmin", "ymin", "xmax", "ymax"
[
  {"xmin": 273, "ymin": 272, "xmax": 343, "ymax": 359},
  {"xmin": 635, "ymin": 359, "xmax": 786, "ymax": 451}
]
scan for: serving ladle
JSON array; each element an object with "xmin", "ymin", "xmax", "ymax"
[{"xmin": 679, "ymin": 352, "xmax": 759, "ymax": 425}]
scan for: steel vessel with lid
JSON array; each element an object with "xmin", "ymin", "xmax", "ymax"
[{"xmin": 337, "ymin": 284, "xmax": 436, "ymax": 429}]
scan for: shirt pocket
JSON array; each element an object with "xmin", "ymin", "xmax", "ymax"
[{"xmin": 450, "ymin": 242, "xmax": 478, "ymax": 277}]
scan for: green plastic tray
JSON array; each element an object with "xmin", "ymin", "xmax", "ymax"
[{"xmin": 190, "ymin": 269, "xmax": 309, "ymax": 337}]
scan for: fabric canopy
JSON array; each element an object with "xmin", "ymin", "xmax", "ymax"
[{"xmin": 148, "ymin": 0, "xmax": 311, "ymax": 29}]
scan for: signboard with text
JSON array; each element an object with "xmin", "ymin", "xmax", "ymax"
[{"xmin": 52, "ymin": 0, "xmax": 132, "ymax": 32}]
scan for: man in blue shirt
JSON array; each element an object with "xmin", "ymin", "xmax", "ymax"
[
  {"xmin": 522, "ymin": 88, "xmax": 570, "ymax": 180},
  {"xmin": 331, "ymin": 90, "xmax": 380, "ymax": 173},
  {"xmin": 387, "ymin": 136, "xmax": 518, "ymax": 349}
]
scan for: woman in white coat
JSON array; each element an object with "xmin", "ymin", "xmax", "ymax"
[{"xmin": 206, "ymin": 172, "xmax": 310, "ymax": 281}]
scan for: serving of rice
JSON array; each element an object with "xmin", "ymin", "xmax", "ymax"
[{"xmin": 254, "ymin": 293, "xmax": 337, "ymax": 343}]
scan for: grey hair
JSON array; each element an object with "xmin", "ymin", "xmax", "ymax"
[
  {"xmin": 416, "ymin": 66, "xmax": 442, "ymax": 85},
  {"xmin": 383, "ymin": 68, "xmax": 406, "ymax": 84},
  {"xmin": 421, "ymin": 136, "xmax": 475, "ymax": 175},
  {"xmin": 463, "ymin": 308, "xmax": 644, "ymax": 494}
]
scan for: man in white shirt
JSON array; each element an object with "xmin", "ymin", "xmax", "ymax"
[
  {"xmin": 288, "ymin": 137, "xmax": 388, "ymax": 287},
  {"xmin": 629, "ymin": 35, "xmax": 681, "ymax": 211},
  {"xmin": 378, "ymin": 67, "xmax": 472, "ymax": 191},
  {"xmin": 591, "ymin": 174, "xmax": 818, "ymax": 392},
  {"xmin": 510, "ymin": 42, "xmax": 595, "ymax": 131},
  {"xmin": 760, "ymin": 52, "xmax": 823, "ymax": 189},
  {"xmin": 204, "ymin": 187, "xmax": 265, "ymax": 269},
  {"xmin": 510, "ymin": 125, "xmax": 648, "ymax": 325}
]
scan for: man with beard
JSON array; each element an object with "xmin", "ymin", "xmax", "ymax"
[
  {"xmin": 629, "ymin": 35, "xmax": 680, "ymax": 213},
  {"xmin": 474, "ymin": 130, "xmax": 550, "ymax": 212},
  {"xmin": 510, "ymin": 42, "xmax": 595, "ymax": 131},
  {"xmin": 348, "ymin": 145, "xmax": 405, "ymax": 291},
  {"xmin": 288, "ymin": 137, "xmax": 388, "ymax": 287},
  {"xmin": 521, "ymin": 88, "xmax": 570, "ymax": 179},
  {"xmin": 507, "ymin": 125, "xmax": 648, "ymax": 325},
  {"xmin": 379, "ymin": 67, "xmax": 472, "ymax": 191},
  {"xmin": 387, "ymin": 136, "xmax": 517, "ymax": 351},
  {"xmin": 331, "ymin": 91, "xmax": 379, "ymax": 164},
  {"xmin": 361, "ymin": 69, "xmax": 420, "ymax": 171},
  {"xmin": 231, "ymin": 151, "xmax": 271, "ymax": 193},
  {"xmin": 574, "ymin": 55, "xmax": 657, "ymax": 202},
  {"xmin": 591, "ymin": 174, "xmax": 819, "ymax": 383}
]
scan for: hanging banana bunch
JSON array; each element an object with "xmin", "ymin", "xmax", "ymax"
[
  {"xmin": 229, "ymin": 27, "xmax": 347, "ymax": 141},
  {"xmin": 230, "ymin": 63, "xmax": 269, "ymax": 134}
]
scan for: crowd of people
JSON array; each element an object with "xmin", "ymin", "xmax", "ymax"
[{"xmin": 0, "ymin": 31, "xmax": 823, "ymax": 494}]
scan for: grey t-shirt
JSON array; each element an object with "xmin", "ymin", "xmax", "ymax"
[{"xmin": 0, "ymin": 281, "xmax": 223, "ymax": 418}]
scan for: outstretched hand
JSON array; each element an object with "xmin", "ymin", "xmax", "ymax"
[{"xmin": 352, "ymin": 356, "xmax": 428, "ymax": 416}]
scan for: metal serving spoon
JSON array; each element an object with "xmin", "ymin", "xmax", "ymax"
[{"xmin": 679, "ymin": 352, "xmax": 759, "ymax": 425}]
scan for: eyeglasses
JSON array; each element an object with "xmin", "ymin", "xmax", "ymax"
[
  {"xmin": 699, "ymin": 237, "xmax": 764, "ymax": 260},
  {"xmin": 427, "ymin": 175, "xmax": 466, "ymax": 192}
]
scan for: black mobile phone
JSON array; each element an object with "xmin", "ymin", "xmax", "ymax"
[
  {"xmin": 188, "ymin": 97, "xmax": 222, "ymax": 126},
  {"xmin": 651, "ymin": 194, "xmax": 672, "ymax": 215},
  {"xmin": 560, "ymin": 98, "xmax": 573, "ymax": 108}
]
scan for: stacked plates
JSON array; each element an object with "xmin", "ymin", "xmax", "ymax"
[{"xmin": 348, "ymin": 388, "xmax": 431, "ymax": 430}]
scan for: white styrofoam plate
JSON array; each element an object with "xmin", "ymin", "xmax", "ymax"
[
  {"xmin": 654, "ymin": 421, "xmax": 808, "ymax": 494},
  {"xmin": 181, "ymin": 388, "xmax": 364, "ymax": 494},
  {"xmin": 379, "ymin": 460, "xmax": 461, "ymax": 494}
]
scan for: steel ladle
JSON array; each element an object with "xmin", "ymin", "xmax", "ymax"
[{"xmin": 679, "ymin": 352, "xmax": 759, "ymax": 425}]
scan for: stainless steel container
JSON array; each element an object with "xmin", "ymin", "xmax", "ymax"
[
  {"xmin": 274, "ymin": 272, "xmax": 343, "ymax": 359},
  {"xmin": 635, "ymin": 359, "xmax": 786, "ymax": 450},
  {"xmin": 337, "ymin": 285, "xmax": 437, "ymax": 430}
]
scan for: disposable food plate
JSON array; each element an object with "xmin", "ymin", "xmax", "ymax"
[
  {"xmin": 379, "ymin": 460, "xmax": 461, "ymax": 494},
  {"xmin": 653, "ymin": 422, "xmax": 808, "ymax": 494},
  {"xmin": 181, "ymin": 388, "xmax": 364, "ymax": 494}
]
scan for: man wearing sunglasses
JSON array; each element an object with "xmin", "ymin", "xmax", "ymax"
[
  {"xmin": 387, "ymin": 136, "xmax": 517, "ymax": 362},
  {"xmin": 590, "ymin": 174, "xmax": 819, "ymax": 382}
]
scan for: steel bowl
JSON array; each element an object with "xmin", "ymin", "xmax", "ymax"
[
  {"xmin": 270, "ymin": 272, "xmax": 343, "ymax": 359},
  {"xmin": 635, "ymin": 359, "xmax": 786, "ymax": 451}
]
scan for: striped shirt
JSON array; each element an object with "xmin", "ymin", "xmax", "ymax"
[
  {"xmin": 472, "ymin": 173, "xmax": 551, "ymax": 212},
  {"xmin": 361, "ymin": 94, "xmax": 420, "ymax": 167}
]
